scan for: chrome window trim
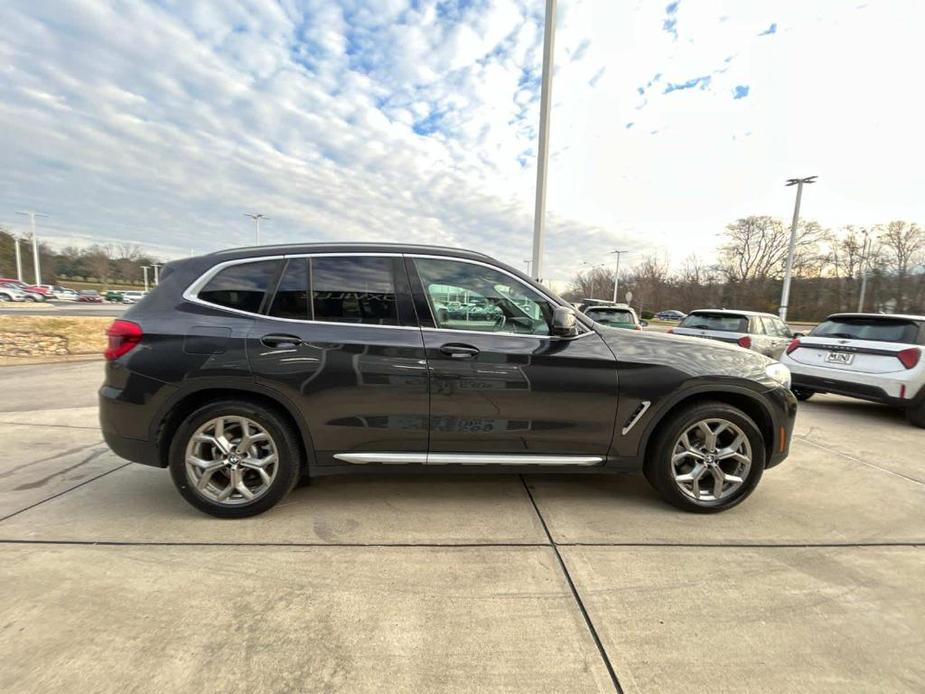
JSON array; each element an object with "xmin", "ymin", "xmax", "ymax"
[
  {"xmin": 182, "ymin": 252, "xmax": 418, "ymax": 331},
  {"xmin": 334, "ymin": 452, "xmax": 602, "ymax": 466},
  {"xmin": 182, "ymin": 251, "xmax": 587, "ymax": 337}
]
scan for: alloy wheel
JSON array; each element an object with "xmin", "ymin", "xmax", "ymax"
[
  {"xmin": 184, "ymin": 415, "xmax": 279, "ymax": 505},
  {"xmin": 671, "ymin": 418, "xmax": 752, "ymax": 502}
]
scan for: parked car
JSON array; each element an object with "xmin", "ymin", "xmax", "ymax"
[
  {"xmin": 100, "ymin": 244, "xmax": 796, "ymax": 519},
  {"xmin": 0, "ymin": 285, "xmax": 27, "ymax": 302},
  {"xmin": 104, "ymin": 290, "xmax": 124, "ymax": 302},
  {"xmin": 781, "ymin": 312, "xmax": 925, "ymax": 427},
  {"xmin": 583, "ymin": 303, "xmax": 642, "ymax": 330},
  {"xmin": 53, "ymin": 287, "xmax": 79, "ymax": 301},
  {"xmin": 1, "ymin": 282, "xmax": 46, "ymax": 302},
  {"xmin": 121, "ymin": 290, "xmax": 146, "ymax": 304},
  {"xmin": 77, "ymin": 289, "xmax": 104, "ymax": 303},
  {"xmin": 670, "ymin": 309, "xmax": 794, "ymax": 359},
  {"xmin": 655, "ymin": 310, "xmax": 687, "ymax": 321}
]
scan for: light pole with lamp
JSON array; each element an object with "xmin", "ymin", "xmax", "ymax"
[
  {"xmin": 610, "ymin": 249, "xmax": 629, "ymax": 303},
  {"xmin": 244, "ymin": 213, "xmax": 268, "ymax": 245},
  {"xmin": 778, "ymin": 176, "xmax": 817, "ymax": 321},
  {"xmin": 16, "ymin": 210, "xmax": 49, "ymax": 285}
]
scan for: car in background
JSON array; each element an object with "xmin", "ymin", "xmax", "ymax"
[
  {"xmin": 104, "ymin": 290, "xmax": 124, "ymax": 302},
  {"xmin": 121, "ymin": 290, "xmax": 146, "ymax": 304},
  {"xmin": 781, "ymin": 313, "xmax": 925, "ymax": 427},
  {"xmin": 583, "ymin": 303, "xmax": 642, "ymax": 330},
  {"xmin": 0, "ymin": 285, "xmax": 27, "ymax": 302},
  {"xmin": 77, "ymin": 289, "xmax": 104, "ymax": 303},
  {"xmin": 0, "ymin": 278, "xmax": 52, "ymax": 299},
  {"xmin": 670, "ymin": 309, "xmax": 794, "ymax": 359},
  {"xmin": 656, "ymin": 310, "xmax": 686, "ymax": 321},
  {"xmin": 38, "ymin": 284, "xmax": 79, "ymax": 301},
  {"xmin": 1, "ymin": 281, "xmax": 47, "ymax": 302}
]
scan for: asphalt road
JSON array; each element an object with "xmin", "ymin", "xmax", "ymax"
[{"xmin": 0, "ymin": 361, "xmax": 923, "ymax": 692}]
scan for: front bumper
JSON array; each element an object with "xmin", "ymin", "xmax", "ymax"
[{"xmin": 764, "ymin": 385, "xmax": 798, "ymax": 469}]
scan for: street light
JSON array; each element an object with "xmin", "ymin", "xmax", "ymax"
[
  {"xmin": 152, "ymin": 264, "xmax": 162, "ymax": 286},
  {"xmin": 778, "ymin": 176, "xmax": 817, "ymax": 321},
  {"xmin": 610, "ymin": 250, "xmax": 629, "ymax": 303},
  {"xmin": 858, "ymin": 228, "xmax": 871, "ymax": 312},
  {"xmin": 530, "ymin": 0, "xmax": 557, "ymax": 282},
  {"xmin": 12, "ymin": 234, "xmax": 23, "ymax": 281},
  {"xmin": 16, "ymin": 210, "xmax": 49, "ymax": 285},
  {"xmin": 244, "ymin": 213, "xmax": 268, "ymax": 245},
  {"xmin": 141, "ymin": 265, "xmax": 151, "ymax": 293}
]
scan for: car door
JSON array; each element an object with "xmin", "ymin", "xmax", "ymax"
[
  {"xmin": 409, "ymin": 255, "xmax": 619, "ymax": 460},
  {"xmin": 246, "ymin": 254, "xmax": 430, "ymax": 467}
]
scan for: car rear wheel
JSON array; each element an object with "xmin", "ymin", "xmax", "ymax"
[
  {"xmin": 644, "ymin": 401, "xmax": 765, "ymax": 513},
  {"xmin": 168, "ymin": 400, "xmax": 300, "ymax": 518},
  {"xmin": 791, "ymin": 387, "xmax": 814, "ymax": 401},
  {"xmin": 906, "ymin": 401, "xmax": 925, "ymax": 429}
]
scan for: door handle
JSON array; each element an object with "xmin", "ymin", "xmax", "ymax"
[
  {"xmin": 261, "ymin": 334, "xmax": 303, "ymax": 349},
  {"xmin": 439, "ymin": 343, "xmax": 480, "ymax": 359}
]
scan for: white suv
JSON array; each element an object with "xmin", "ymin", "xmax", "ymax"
[{"xmin": 780, "ymin": 313, "xmax": 925, "ymax": 427}]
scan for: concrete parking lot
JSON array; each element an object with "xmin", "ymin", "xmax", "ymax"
[{"xmin": 1, "ymin": 361, "xmax": 923, "ymax": 693}]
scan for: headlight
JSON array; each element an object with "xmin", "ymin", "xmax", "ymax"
[{"xmin": 765, "ymin": 362, "xmax": 791, "ymax": 389}]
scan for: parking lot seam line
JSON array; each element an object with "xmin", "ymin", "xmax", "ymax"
[
  {"xmin": 2, "ymin": 540, "xmax": 921, "ymax": 549},
  {"xmin": 0, "ymin": 421, "xmax": 101, "ymax": 431},
  {"xmin": 0, "ymin": 462, "xmax": 131, "ymax": 523},
  {"xmin": 796, "ymin": 437, "xmax": 925, "ymax": 486},
  {"xmin": 520, "ymin": 476, "xmax": 623, "ymax": 694}
]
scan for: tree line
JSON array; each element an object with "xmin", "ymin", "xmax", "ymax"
[
  {"xmin": 0, "ymin": 228, "xmax": 161, "ymax": 286},
  {"xmin": 565, "ymin": 217, "xmax": 925, "ymax": 320}
]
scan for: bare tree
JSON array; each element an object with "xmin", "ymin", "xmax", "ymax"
[{"xmin": 879, "ymin": 221, "xmax": 924, "ymax": 312}]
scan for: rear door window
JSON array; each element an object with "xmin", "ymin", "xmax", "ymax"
[
  {"xmin": 268, "ymin": 258, "xmax": 310, "ymax": 320},
  {"xmin": 310, "ymin": 256, "xmax": 399, "ymax": 325},
  {"xmin": 811, "ymin": 317, "xmax": 920, "ymax": 344},
  {"xmin": 199, "ymin": 260, "xmax": 282, "ymax": 314},
  {"xmin": 679, "ymin": 313, "xmax": 748, "ymax": 333}
]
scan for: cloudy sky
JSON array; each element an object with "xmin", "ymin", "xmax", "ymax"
[{"xmin": 2, "ymin": 0, "xmax": 923, "ymax": 288}]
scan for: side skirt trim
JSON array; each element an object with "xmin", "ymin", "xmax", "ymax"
[{"xmin": 333, "ymin": 452, "xmax": 603, "ymax": 466}]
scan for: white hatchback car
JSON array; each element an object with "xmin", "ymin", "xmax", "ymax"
[
  {"xmin": 780, "ymin": 313, "xmax": 925, "ymax": 427},
  {"xmin": 121, "ymin": 290, "xmax": 147, "ymax": 304}
]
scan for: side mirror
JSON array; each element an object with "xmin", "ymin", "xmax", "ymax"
[
  {"xmin": 793, "ymin": 332, "xmax": 805, "ymax": 338},
  {"xmin": 552, "ymin": 306, "xmax": 578, "ymax": 337}
]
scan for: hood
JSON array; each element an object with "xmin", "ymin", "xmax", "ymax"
[{"xmin": 597, "ymin": 325, "xmax": 775, "ymax": 382}]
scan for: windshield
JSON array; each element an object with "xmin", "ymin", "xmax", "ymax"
[
  {"xmin": 811, "ymin": 317, "xmax": 920, "ymax": 344},
  {"xmin": 680, "ymin": 313, "xmax": 748, "ymax": 333},
  {"xmin": 586, "ymin": 308, "xmax": 635, "ymax": 324}
]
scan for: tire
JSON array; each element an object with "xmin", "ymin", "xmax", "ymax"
[
  {"xmin": 906, "ymin": 401, "xmax": 925, "ymax": 429},
  {"xmin": 24, "ymin": 296, "xmax": 36, "ymax": 302},
  {"xmin": 792, "ymin": 387, "xmax": 814, "ymax": 402},
  {"xmin": 168, "ymin": 400, "xmax": 301, "ymax": 518},
  {"xmin": 644, "ymin": 401, "xmax": 766, "ymax": 513}
]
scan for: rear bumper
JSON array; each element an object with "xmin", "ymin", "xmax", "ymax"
[
  {"xmin": 101, "ymin": 428, "xmax": 161, "ymax": 467},
  {"xmin": 789, "ymin": 364, "xmax": 923, "ymax": 407}
]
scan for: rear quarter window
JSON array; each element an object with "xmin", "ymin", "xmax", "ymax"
[
  {"xmin": 811, "ymin": 318, "xmax": 921, "ymax": 344},
  {"xmin": 679, "ymin": 313, "xmax": 748, "ymax": 333},
  {"xmin": 198, "ymin": 260, "xmax": 282, "ymax": 314}
]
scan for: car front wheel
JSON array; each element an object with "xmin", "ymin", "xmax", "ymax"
[
  {"xmin": 168, "ymin": 400, "xmax": 301, "ymax": 518},
  {"xmin": 645, "ymin": 401, "xmax": 765, "ymax": 513}
]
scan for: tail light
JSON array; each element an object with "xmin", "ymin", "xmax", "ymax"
[
  {"xmin": 105, "ymin": 320, "xmax": 143, "ymax": 360},
  {"xmin": 786, "ymin": 338, "xmax": 801, "ymax": 355},
  {"xmin": 737, "ymin": 335, "xmax": 752, "ymax": 349},
  {"xmin": 897, "ymin": 347, "xmax": 921, "ymax": 369}
]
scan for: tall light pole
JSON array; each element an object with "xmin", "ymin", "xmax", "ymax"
[
  {"xmin": 152, "ymin": 264, "xmax": 162, "ymax": 286},
  {"xmin": 13, "ymin": 234, "xmax": 23, "ymax": 281},
  {"xmin": 857, "ymin": 228, "xmax": 871, "ymax": 312},
  {"xmin": 244, "ymin": 213, "xmax": 268, "ymax": 245},
  {"xmin": 16, "ymin": 210, "xmax": 49, "ymax": 285},
  {"xmin": 141, "ymin": 265, "xmax": 151, "ymax": 293},
  {"xmin": 778, "ymin": 176, "xmax": 817, "ymax": 321},
  {"xmin": 530, "ymin": 0, "xmax": 557, "ymax": 283},
  {"xmin": 610, "ymin": 250, "xmax": 629, "ymax": 303}
]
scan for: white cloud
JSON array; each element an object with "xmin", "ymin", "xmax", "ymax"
[{"xmin": 1, "ymin": 0, "xmax": 924, "ymax": 291}]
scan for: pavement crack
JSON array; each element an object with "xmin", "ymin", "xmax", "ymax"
[
  {"xmin": 797, "ymin": 437, "xmax": 924, "ymax": 486},
  {"xmin": 12, "ymin": 448, "xmax": 109, "ymax": 491},
  {"xmin": 520, "ymin": 476, "xmax": 623, "ymax": 693},
  {"xmin": 0, "ymin": 441, "xmax": 104, "ymax": 479}
]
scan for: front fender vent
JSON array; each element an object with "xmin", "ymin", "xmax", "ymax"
[{"xmin": 622, "ymin": 400, "xmax": 652, "ymax": 435}]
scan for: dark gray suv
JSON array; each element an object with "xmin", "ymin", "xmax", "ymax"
[{"xmin": 99, "ymin": 244, "xmax": 797, "ymax": 518}]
